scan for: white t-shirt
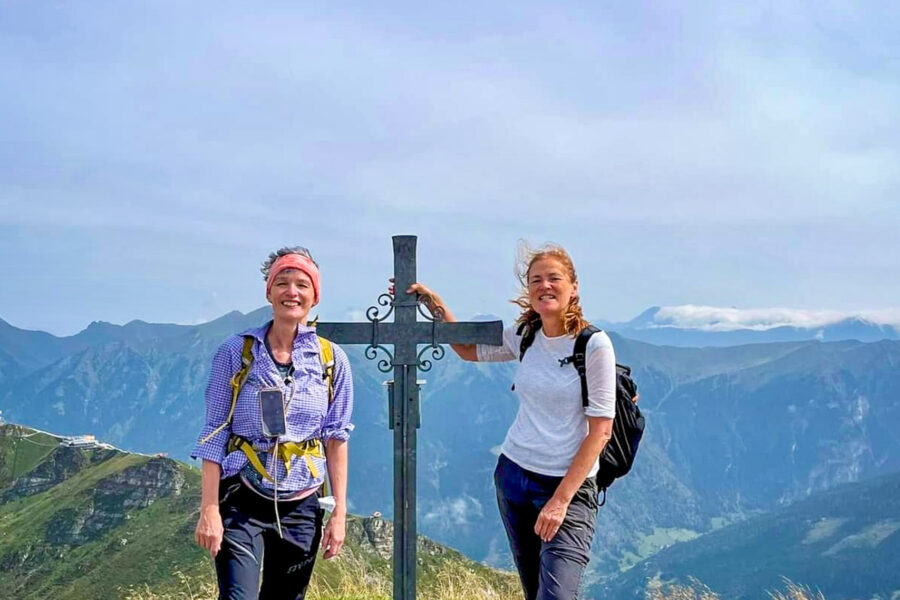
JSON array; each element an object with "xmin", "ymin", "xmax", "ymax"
[{"xmin": 477, "ymin": 324, "xmax": 616, "ymax": 477}]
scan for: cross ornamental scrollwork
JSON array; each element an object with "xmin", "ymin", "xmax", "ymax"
[{"xmin": 315, "ymin": 235, "xmax": 502, "ymax": 600}]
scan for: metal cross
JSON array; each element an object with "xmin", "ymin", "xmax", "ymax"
[{"xmin": 316, "ymin": 235, "xmax": 502, "ymax": 600}]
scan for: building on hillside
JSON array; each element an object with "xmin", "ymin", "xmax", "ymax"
[{"xmin": 62, "ymin": 435, "xmax": 100, "ymax": 448}]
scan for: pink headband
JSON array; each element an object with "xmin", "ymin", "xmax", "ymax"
[{"xmin": 266, "ymin": 254, "xmax": 321, "ymax": 302}]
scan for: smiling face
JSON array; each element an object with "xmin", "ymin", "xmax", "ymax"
[
  {"xmin": 266, "ymin": 268, "xmax": 317, "ymax": 324},
  {"xmin": 527, "ymin": 257, "xmax": 578, "ymax": 320}
]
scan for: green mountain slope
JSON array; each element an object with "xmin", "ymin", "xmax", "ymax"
[
  {"xmin": 601, "ymin": 470, "xmax": 900, "ymax": 600},
  {"xmin": 0, "ymin": 423, "xmax": 517, "ymax": 600}
]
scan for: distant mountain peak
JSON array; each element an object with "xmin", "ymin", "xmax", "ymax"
[{"xmin": 624, "ymin": 306, "xmax": 662, "ymax": 328}]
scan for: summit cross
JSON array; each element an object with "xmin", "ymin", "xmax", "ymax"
[{"xmin": 316, "ymin": 235, "xmax": 502, "ymax": 600}]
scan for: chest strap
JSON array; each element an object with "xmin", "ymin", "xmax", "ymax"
[{"xmin": 227, "ymin": 435, "xmax": 325, "ymax": 482}]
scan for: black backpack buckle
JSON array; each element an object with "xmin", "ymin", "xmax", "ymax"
[{"xmin": 559, "ymin": 352, "xmax": 586, "ymax": 369}]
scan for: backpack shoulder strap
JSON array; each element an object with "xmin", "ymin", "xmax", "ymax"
[
  {"xmin": 199, "ymin": 335, "xmax": 255, "ymax": 445},
  {"xmin": 573, "ymin": 325, "xmax": 600, "ymax": 408},
  {"xmin": 235, "ymin": 335, "xmax": 255, "ymax": 386},
  {"xmin": 315, "ymin": 334, "xmax": 336, "ymax": 496},
  {"xmin": 317, "ymin": 335, "xmax": 335, "ymax": 404},
  {"xmin": 516, "ymin": 316, "xmax": 542, "ymax": 361}
]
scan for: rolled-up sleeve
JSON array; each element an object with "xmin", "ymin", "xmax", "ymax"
[
  {"xmin": 321, "ymin": 344, "xmax": 354, "ymax": 443},
  {"xmin": 191, "ymin": 337, "xmax": 241, "ymax": 464}
]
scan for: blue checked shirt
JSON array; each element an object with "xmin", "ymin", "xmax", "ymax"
[{"xmin": 191, "ymin": 322, "xmax": 354, "ymax": 492}]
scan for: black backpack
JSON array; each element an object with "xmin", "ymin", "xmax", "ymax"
[{"xmin": 516, "ymin": 318, "xmax": 645, "ymax": 506}]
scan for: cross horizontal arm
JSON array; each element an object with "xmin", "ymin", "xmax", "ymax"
[
  {"xmin": 316, "ymin": 320, "xmax": 503, "ymax": 347},
  {"xmin": 314, "ymin": 322, "xmax": 375, "ymax": 345},
  {"xmin": 428, "ymin": 320, "xmax": 503, "ymax": 345}
]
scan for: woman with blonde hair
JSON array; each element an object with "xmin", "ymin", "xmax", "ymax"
[{"xmin": 403, "ymin": 242, "xmax": 616, "ymax": 600}]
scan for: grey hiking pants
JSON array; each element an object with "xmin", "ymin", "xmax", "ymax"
[{"xmin": 495, "ymin": 453, "xmax": 599, "ymax": 600}]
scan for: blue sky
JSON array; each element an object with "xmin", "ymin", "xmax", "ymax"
[{"xmin": 1, "ymin": 1, "xmax": 898, "ymax": 335}]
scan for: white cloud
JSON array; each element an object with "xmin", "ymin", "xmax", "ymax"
[
  {"xmin": 422, "ymin": 495, "xmax": 483, "ymax": 529},
  {"xmin": 343, "ymin": 310, "xmax": 368, "ymax": 323},
  {"xmin": 652, "ymin": 305, "xmax": 900, "ymax": 332}
]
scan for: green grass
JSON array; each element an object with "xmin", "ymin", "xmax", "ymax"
[
  {"xmin": 619, "ymin": 528, "xmax": 702, "ymax": 571},
  {"xmin": 0, "ymin": 451, "xmax": 203, "ymax": 599},
  {"xmin": 0, "ymin": 452, "xmax": 146, "ymax": 545},
  {"xmin": 24, "ymin": 484, "xmax": 210, "ymax": 599},
  {"xmin": 0, "ymin": 425, "xmax": 61, "ymax": 484},
  {"xmin": 709, "ymin": 511, "xmax": 753, "ymax": 531}
]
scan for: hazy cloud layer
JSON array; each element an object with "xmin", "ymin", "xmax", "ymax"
[{"xmin": 652, "ymin": 305, "xmax": 900, "ymax": 331}]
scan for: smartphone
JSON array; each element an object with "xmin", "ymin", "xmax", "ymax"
[{"xmin": 258, "ymin": 388, "xmax": 287, "ymax": 438}]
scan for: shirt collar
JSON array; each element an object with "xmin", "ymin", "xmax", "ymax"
[{"xmin": 240, "ymin": 321, "xmax": 319, "ymax": 348}]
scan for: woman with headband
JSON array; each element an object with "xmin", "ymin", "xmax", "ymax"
[{"xmin": 192, "ymin": 246, "xmax": 353, "ymax": 600}]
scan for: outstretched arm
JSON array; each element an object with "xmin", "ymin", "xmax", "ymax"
[{"xmin": 397, "ymin": 281, "xmax": 479, "ymax": 362}]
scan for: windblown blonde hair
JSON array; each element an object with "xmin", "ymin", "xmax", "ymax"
[{"xmin": 512, "ymin": 241, "xmax": 591, "ymax": 336}]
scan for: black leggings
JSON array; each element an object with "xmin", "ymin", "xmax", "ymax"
[{"xmin": 215, "ymin": 477, "xmax": 324, "ymax": 600}]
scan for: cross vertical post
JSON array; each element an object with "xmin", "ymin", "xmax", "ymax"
[
  {"xmin": 391, "ymin": 235, "xmax": 418, "ymax": 599},
  {"xmin": 315, "ymin": 235, "xmax": 502, "ymax": 600}
]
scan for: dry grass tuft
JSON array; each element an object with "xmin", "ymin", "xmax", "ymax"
[
  {"xmin": 767, "ymin": 578, "xmax": 827, "ymax": 600},
  {"xmin": 122, "ymin": 571, "xmax": 216, "ymax": 600},
  {"xmin": 646, "ymin": 577, "xmax": 721, "ymax": 600}
]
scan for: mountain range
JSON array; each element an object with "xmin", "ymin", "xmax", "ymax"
[{"xmin": 1, "ymin": 309, "xmax": 899, "ymax": 598}]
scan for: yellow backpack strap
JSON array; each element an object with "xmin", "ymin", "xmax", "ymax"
[
  {"xmin": 199, "ymin": 335, "xmax": 255, "ymax": 445},
  {"xmin": 228, "ymin": 435, "xmax": 275, "ymax": 483},
  {"xmin": 278, "ymin": 440, "xmax": 325, "ymax": 480},
  {"xmin": 232, "ymin": 438, "xmax": 325, "ymax": 483},
  {"xmin": 318, "ymin": 336, "xmax": 335, "ymax": 404}
]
